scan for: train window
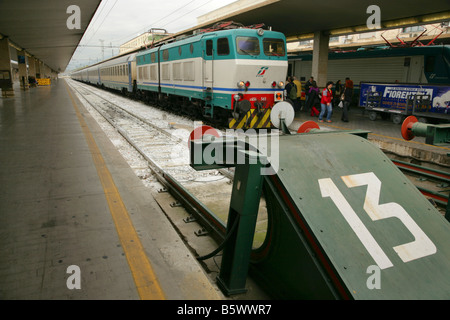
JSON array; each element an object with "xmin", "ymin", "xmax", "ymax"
[
  {"xmin": 206, "ymin": 40, "xmax": 213, "ymax": 56},
  {"xmin": 425, "ymin": 56, "xmax": 435, "ymax": 73},
  {"xmin": 184, "ymin": 61, "xmax": 194, "ymax": 81},
  {"xmin": 162, "ymin": 64, "xmax": 170, "ymax": 80},
  {"xmin": 217, "ymin": 38, "xmax": 230, "ymax": 56},
  {"xmin": 151, "ymin": 52, "xmax": 156, "ymax": 63},
  {"xmin": 178, "ymin": 46, "xmax": 182, "ymax": 56},
  {"xmin": 190, "ymin": 44, "xmax": 194, "ymax": 54},
  {"xmin": 236, "ymin": 37, "xmax": 260, "ymax": 56},
  {"xmin": 150, "ymin": 65, "xmax": 157, "ymax": 80},
  {"xmin": 263, "ymin": 38, "xmax": 285, "ymax": 56},
  {"xmin": 173, "ymin": 62, "xmax": 182, "ymax": 80},
  {"xmin": 163, "ymin": 50, "xmax": 169, "ymax": 61}
]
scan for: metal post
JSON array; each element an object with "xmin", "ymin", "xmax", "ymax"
[{"xmin": 216, "ymin": 150, "xmax": 265, "ymax": 296}]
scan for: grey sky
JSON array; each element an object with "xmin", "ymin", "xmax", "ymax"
[{"xmin": 67, "ymin": 0, "xmax": 237, "ymax": 71}]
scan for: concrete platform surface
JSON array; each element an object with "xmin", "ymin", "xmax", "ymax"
[{"xmin": 0, "ymin": 80, "xmax": 223, "ymax": 300}]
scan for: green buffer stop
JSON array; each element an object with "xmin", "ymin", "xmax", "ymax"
[{"xmin": 190, "ymin": 128, "xmax": 450, "ymax": 299}]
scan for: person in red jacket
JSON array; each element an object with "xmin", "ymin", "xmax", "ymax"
[{"xmin": 319, "ymin": 81, "xmax": 334, "ymax": 123}]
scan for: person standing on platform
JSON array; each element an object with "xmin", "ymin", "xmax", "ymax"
[
  {"xmin": 341, "ymin": 77, "xmax": 354, "ymax": 122},
  {"xmin": 293, "ymin": 76, "xmax": 302, "ymax": 112},
  {"xmin": 333, "ymin": 80, "xmax": 342, "ymax": 107},
  {"xmin": 285, "ymin": 76, "xmax": 298, "ymax": 110},
  {"xmin": 308, "ymin": 81, "xmax": 320, "ymax": 117},
  {"xmin": 319, "ymin": 81, "xmax": 334, "ymax": 123},
  {"xmin": 304, "ymin": 76, "xmax": 314, "ymax": 108}
]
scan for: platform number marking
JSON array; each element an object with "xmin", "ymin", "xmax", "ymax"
[{"xmin": 319, "ymin": 172, "xmax": 436, "ymax": 269}]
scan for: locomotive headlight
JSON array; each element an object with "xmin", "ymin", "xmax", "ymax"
[
  {"xmin": 278, "ymin": 81, "xmax": 285, "ymax": 88},
  {"xmin": 234, "ymin": 94, "xmax": 240, "ymax": 101},
  {"xmin": 237, "ymin": 81, "xmax": 245, "ymax": 88}
]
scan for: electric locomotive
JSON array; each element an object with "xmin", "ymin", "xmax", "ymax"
[
  {"xmin": 71, "ymin": 23, "xmax": 289, "ymax": 129},
  {"xmin": 135, "ymin": 25, "xmax": 288, "ymax": 129}
]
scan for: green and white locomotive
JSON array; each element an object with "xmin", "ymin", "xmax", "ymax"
[{"xmin": 72, "ymin": 23, "xmax": 289, "ymax": 129}]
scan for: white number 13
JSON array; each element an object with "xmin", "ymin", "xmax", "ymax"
[{"xmin": 319, "ymin": 172, "xmax": 436, "ymax": 270}]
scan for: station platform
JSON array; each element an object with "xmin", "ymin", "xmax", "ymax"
[
  {"xmin": 0, "ymin": 80, "xmax": 223, "ymax": 300},
  {"xmin": 291, "ymin": 105, "xmax": 450, "ymax": 168}
]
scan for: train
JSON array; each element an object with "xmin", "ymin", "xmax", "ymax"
[
  {"xmin": 71, "ymin": 23, "xmax": 289, "ymax": 129},
  {"xmin": 288, "ymin": 45, "xmax": 450, "ymax": 86}
]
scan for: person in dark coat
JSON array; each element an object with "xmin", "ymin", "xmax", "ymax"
[
  {"xmin": 285, "ymin": 76, "xmax": 298, "ymax": 109},
  {"xmin": 304, "ymin": 76, "xmax": 314, "ymax": 108},
  {"xmin": 341, "ymin": 78, "xmax": 353, "ymax": 122},
  {"xmin": 333, "ymin": 80, "xmax": 342, "ymax": 107},
  {"xmin": 307, "ymin": 81, "xmax": 320, "ymax": 117}
]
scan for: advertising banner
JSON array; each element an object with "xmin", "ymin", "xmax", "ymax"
[{"xmin": 359, "ymin": 82, "xmax": 450, "ymax": 120}]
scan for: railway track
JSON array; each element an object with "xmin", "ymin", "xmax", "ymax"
[
  {"xmin": 392, "ymin": 159, "xmax": 449, "ymax": 209},
  {"xmin": 67, "ymin": 79, "xmax": 449, "ymax": 294},
  {"xmin": 66, "ymin": 79, "xmax": 272, "ymax": 286}
]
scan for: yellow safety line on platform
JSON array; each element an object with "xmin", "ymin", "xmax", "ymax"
[{"xmin": 65, "ymin": 82, "xmax": 166, "ymax": 300}]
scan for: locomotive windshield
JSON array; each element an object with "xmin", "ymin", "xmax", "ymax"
[
  {"xmin": 236, "ymin": 37, "xmax": 260, "ymax": 56},
  {"xmin": 236, "ymin": 36, "xmax": 286, "ymax": 57},
  {"xmin": 263, "ymin": 38, "xmax": 285, "ymax": 56}
]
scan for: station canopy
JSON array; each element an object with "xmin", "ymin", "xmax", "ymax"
[
  {"xmin": 0, "ymin": 0, "xmax": 102, "ymax": 72},
  {"xmin": 191, "ymin": 0, "xmax": 450, "ymax": 42}
]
